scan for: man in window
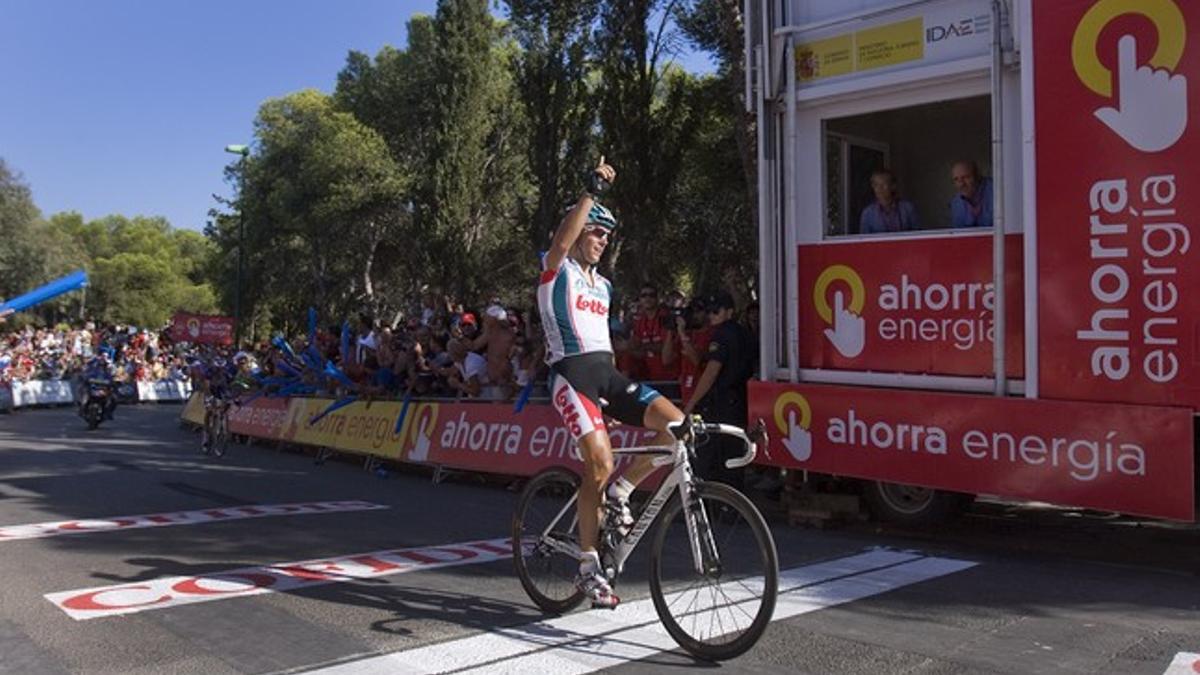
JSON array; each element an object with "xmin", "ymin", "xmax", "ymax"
[
  {"xmin": 949, "ymin": 160, "xmax": 994, "ymax": 228},
  {"xmin": 860, "ymin": 169, "xmax": 920, "ymax": 233}
]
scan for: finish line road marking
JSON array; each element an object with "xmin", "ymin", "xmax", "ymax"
[
  {"xmin": 1163, "ymin": 652, "xmax": 1200, "ymax": 675},
  {"xmin": 0, "ymin": 500, "xmax": 389, "ymax": 543},
  {"xmin": 301, "ymin": 550, "xmax": 978, "ymax": 675},
  {"xmin": 45, "ymin": 537, "xmax": 515, "ymax": 620}
]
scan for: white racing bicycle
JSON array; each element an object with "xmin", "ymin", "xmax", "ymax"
[{"xmin": 512, "ymin": 416, "xmax": 778, "ymax": 660}]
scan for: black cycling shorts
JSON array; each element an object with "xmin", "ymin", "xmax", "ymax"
[{"xmin": 549, "ymin": 352, "xmax": 661, "ymax": 441}]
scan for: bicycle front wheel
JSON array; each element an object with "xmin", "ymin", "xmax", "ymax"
[
  {"xmin": 512, "ymin": 467, "xmax": 585, "ymax": 614},
  {"xmin": 212, "ymin": 415, "xmax": 229, "ymax": 457},
  {"xmin": 649, "ymin": 480, "xmax": 778, "ymax": 661}
]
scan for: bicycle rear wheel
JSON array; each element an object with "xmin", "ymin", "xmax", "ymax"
[
  {"xmin": 649, "ymin": 480, "xmax": 778, "ymax": 661},
  {"xmin": 512, "ymin": 467, "xmax": 585, "ymax": 614}
]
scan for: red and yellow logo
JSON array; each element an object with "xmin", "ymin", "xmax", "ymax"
[
  {"xmin": 813, "ymin": 265, "xmax": 867, "ymax": 359},
  {"xmin": 1071, "ymin": 0, "xmax": 1188, "ymax": 153},
  {"xmin": 773, "ymin": 391, "xmax": 813, "ymax": 462},
  {"xmin": 1071, "ymin": 0, "xmax": 1185, "ymax": 97}
]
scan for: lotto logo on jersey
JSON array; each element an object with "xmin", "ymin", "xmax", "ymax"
[{"xmin": 574, "ymin": 296, "xmax": 608, "ymax": 317}]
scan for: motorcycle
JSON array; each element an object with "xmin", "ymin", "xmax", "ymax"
[{"xmin": 81, "ymin": 380, "xmax": 114, "ymax": 430}]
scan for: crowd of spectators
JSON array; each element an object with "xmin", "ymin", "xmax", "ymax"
[
  {"xmin": 0, "ymin": 286, "xmax": 759, "ymax": 407},
  {"xmin": 0, "ymin": 323, "xmax": 193, "ymax": 388},
  {"xmin": 320, "ymin": 287, "xmax": 758, "ymax": 405}
]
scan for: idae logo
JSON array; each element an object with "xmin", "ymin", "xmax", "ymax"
[
  {"xmin": 813, "ymin": 264, "xmax": 866, "ymax": 358},
  {"xmin": 774, "ymin": 392, "xmax": 813, "ymax": 462},
  {"xmin": 1072, "ymin": 0, "xmax": 1187, "ymax": 152}
]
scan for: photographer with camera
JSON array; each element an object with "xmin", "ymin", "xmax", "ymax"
[{"xmin": 662, "ymin": 296, "xmax": 713, "ymax": 406}]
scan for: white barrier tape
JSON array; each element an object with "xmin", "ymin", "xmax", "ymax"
[
  {"xmin": 12, "ymin": 380, "xmax": 76, "ymax": 407},
  {"xmin": 136, "ymin": 380, "xmax": 192, "ymax": 402},
  {"xmin": 4, "ymin": 379, "xmax": 193, "ymax": 407}
]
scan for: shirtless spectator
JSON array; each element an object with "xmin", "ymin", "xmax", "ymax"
[{"xmin": 469, "ymin": 304, "xmax": 516, "ymax": 399}]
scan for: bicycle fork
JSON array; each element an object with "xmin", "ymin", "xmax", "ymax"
[{"xmin": 678, "ymin": 464, "xmax": 722, "ymax": 577}]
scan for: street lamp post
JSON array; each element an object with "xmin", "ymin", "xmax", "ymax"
[{"xmin": 224, "ymin": 144, "xmax": 250, "ymax": 346}]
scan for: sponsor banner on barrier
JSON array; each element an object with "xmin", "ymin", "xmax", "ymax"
[
  {"xmin": 0, "ymin": 383, "xmax": 12, "ymax": 411},
  {"xmin": 393, "ymin": 401, "xmax": 659, "ymax": 475},
  {"xmin": 1035, "ymin": 0, "xmax": 1200, "ymax": 407},
  {"xmin": 187, "ymin": 395, "xmax": 663, "ymax": 477},
  {"xmin": 798, "ymin": 235, "xmax": 1023, "ymax": 376},
  {"xmin": 279, "ymin": 398, "xmax": 410, "ymax": 459},
  {"xmin": 228, "ymin": 396, "xmax": 292, "ymax": 438},
  {"xmin": 169, "ymin": 312, "xmax": 234, "ymax": 346},
  {"xmin": 135, "ymin": 380, "xmax": 192, "ymax": 402},
  {"xmin": 748, "ymin": 381, "xmax": 1194, "ymax": 520},
  {"xmin": 47, "ymin": 537, "xmax": 517, "ymax": 620},
  {"xmin": 0, "ymin": 501, "xmax": 387, "ymax": 543},
  {"xmin": 12, "ymin": 380, "xmax": 76, "ymax": 407},
  {"xmin": 278, "ymin": 397, "xmax": 660, "ymax": 474}
]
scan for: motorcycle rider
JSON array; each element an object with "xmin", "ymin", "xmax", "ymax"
[{"xmin": 78, "ymin": 350, "xmax": 117, "ymax": 421}]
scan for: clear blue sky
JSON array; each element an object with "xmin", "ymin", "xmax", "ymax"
[{"xmin": 0, "ymin": 1, "xmax": 714, "ymax": 233}]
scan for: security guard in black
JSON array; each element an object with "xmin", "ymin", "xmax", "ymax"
[{"xmin": 683, "ymin": 290, "xmax": 754, "ymax": 487}]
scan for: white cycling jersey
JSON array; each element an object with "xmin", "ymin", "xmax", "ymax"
[{"xmin": 537, "ymin": 254, "xmax": 613, "ymax": 365}]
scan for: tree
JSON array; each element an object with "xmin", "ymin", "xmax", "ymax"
[
  {"xmin": 216, "ymin": 89, "xmax": 408, "ymax": 335},
  {"xmin": 676, "ymin": 0, "xmax": 758, "ymax": 256},
  {"xmin": 422, "ymin": 0, "xmax": 532, "ymax": 298},
  {"xmin": 0, "ymin": 159, "xmax": 44, "ymax": 302},
  {"xmin": 669, "ymin": 75, "xmax": 755, "ymax": 295},
  {"xmin": 504, "ymin": 0, "xmax": 601, "ymax": 248},
  {"xmin": 593, "ymin": 0, "xmax": 699, "ymax": 294}
]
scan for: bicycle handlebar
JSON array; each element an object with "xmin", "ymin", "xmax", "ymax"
[
  {"xmin": 669, "ymin": 417, "xmax": 763, "ymax": 470},
  {"xmin": 702, "ymin": 423, "xmax": 758, "ymax": 469}
]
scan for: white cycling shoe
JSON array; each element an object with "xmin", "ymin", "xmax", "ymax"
[{"xmin": 575, "ymin": 568, "xmax": 620, "ymax": 609}]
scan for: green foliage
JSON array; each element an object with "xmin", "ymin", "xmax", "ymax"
[
  {"xmin": 0, "ymin": 165, "xmax": 218, "ymax": 327},
  {"xmin": 7, "ymin": 1, "xmax": 763, "ymax": 334},
  {"xmin": 92, "ymin": 252, "xmax": 216, "ymax": 326},
  {"xmin": 0, "ymin": 159, "xmax": 44, "ymax": 302},
  {"xmin": 593, "ymin": 1, "xmax": 703, "ymax": 294},
  {"xmin": 504, "ymin": 0, "xmax": 600, "ymax": 249},
  {"xmin": 212, "ymin": 89, "xmax": 408, "ymax": 335}
]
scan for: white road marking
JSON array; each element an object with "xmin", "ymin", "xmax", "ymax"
[
  {"xmin": 1163, "ymin": 652, "xmax": 1200, "ymax": 675},
  {"xmin": 45, "ymin": 537, "xmax": 514, "ymax": 620},
  {"xmin": 0, "ymin": 500, "xmax": 388, "ymax": 542},
  {"xmin": 301, "ymin": 550, "xmax": 977, "ymax": 674}
]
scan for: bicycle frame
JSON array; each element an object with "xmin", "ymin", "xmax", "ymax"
[{"xmin": 537, "ymin": 421, "xmax": 757, "ymax": 578}]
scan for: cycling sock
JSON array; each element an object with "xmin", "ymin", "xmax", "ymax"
[
  {"xmin": 578, "ymin": 550, "xmax": 601, "ymax": 574},
  {"xmin": 607, "ymin": 477, "xmax": 635, "ymax": 503}
]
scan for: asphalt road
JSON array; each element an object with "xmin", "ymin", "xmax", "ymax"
[{"xmin": 0, "ymin": 405, "xmax": 1197, "ymax": 675}]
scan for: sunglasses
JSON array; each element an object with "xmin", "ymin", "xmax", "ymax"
[{"xmin": 583, "ymin": 226, "xmax": 611, "ymax": 241}]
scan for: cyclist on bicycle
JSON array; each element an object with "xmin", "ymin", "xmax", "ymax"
[
  {"xmin": 537, "ymin": 157, "xmax": 688, "ymax": 609},
  {"xmin": 194, "ymin": 353, "xmax": 237, "ymax": 451}
]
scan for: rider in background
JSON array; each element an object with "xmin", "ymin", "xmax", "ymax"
[
  {"xmin": 78, "ymin": 349, "xmax": 117, "ymax": 421},
  {"xmin": 195, "ymin": 352, "xmax": 237, "ymax": 451},
  {"xmin": 231, "ymin": 351, "xmax": 259, "ymax": 394},
  {"xmin": 537, "ymin": 157, "xmax": 689, "ymax": 609}
]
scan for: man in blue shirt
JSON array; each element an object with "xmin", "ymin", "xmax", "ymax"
[
  {"xmin": 860, "ymin": 169, "xmax": 920, "ymax": 234},
  {"xmin": 949, "ymin": 160, "xmax": 994, "ymax": 228}
]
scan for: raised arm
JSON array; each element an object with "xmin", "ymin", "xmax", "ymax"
[{"xmin": 544, "ymin": 157, "xmax": 615, "ymax": 272}]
